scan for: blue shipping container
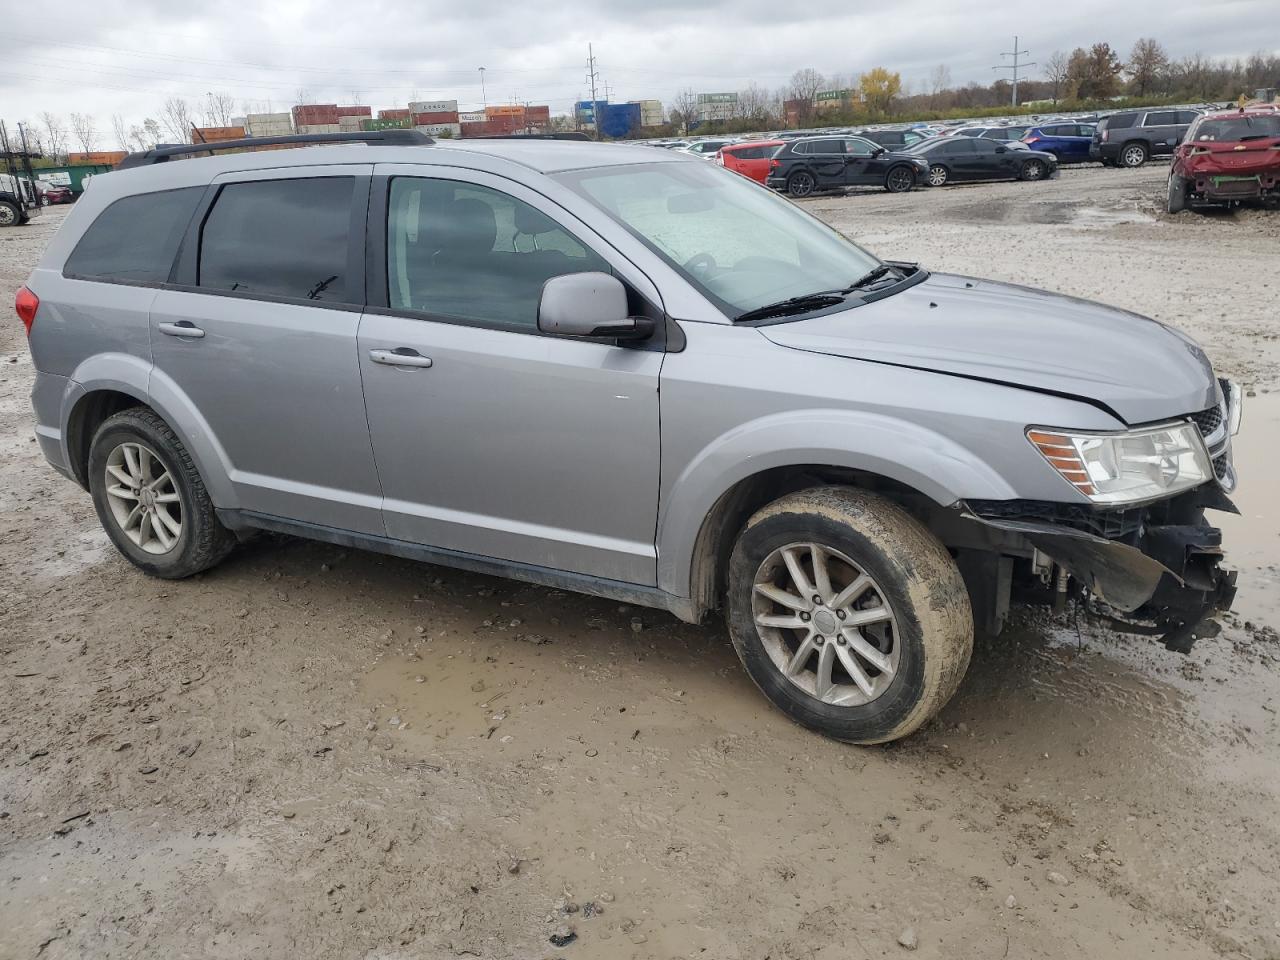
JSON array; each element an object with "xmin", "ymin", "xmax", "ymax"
[{"xmin": 599, "ymin": 102, "xmax": 640, "ymax": 138}]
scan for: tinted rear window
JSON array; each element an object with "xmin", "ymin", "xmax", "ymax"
[
  {"xmin": 64, "ymin": 187, "xmax": 203, "ymax": 283},
  {"xmin": 1192, "ymin": 115, "xmax": 1280, "ymax": 141},
  {"xmin": 1144, "ymin": 111, "xmax": 1178, "ymax": 125},
  {"xmin": 198, "ymin": 177, "xmax": 355, "ymax": 302},
  {"xmin": 1101, "ymin": 113, "xmax": 1137, "ymax": 130}
]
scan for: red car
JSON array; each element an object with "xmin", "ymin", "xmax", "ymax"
[
  {"xmin": 1168, "ymin": 105, "xmax": 1280, "ymax": 213},
  {"xmin": 716, "ymin": 140, "xmax": 785, "ymax": 185},
  {"xmin": 39, "ymin": 183, "xmax": 75, "ymax": 205}
]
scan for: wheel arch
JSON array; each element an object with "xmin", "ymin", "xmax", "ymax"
[{"xmin": 657, "ymin": 411, "xmax": 1018, "ymax": 619}]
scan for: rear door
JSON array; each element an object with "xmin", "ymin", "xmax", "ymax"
[
  {"xmin": 798, "ymin": 139, "xmax": 848, "ymax": 187},
  {"xmin": 358, "ymin": 164, "xmax": 664, "ymax": 584},
  {"xmin": 1141, "ymin": 110, "xmax": 1182, "ymax": 155},
  {"xmin": 945, "ymin": 137, "xmax": 982, "ymax": 179},
  {"xmin": 150, "ymin": 165, "xmax": 384, "ymax": 534}
]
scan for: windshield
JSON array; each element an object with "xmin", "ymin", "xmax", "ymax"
[
  {"xmin": 556, "ymin": 160, "xmax": 880, "ymax": 316},
  {"xmin": 1191, "ymin": 115, "xmax": 1280, "ymax": 141}
]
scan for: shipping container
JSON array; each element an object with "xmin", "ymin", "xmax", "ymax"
[
  {"xmin": 335, "ymin": 105, "xmax": 372, "ymax": 118},
  {"xmin": 485, "ymin": 104, "xmax": 526, "ymax": 118},
  {"xmin": 459, "ymin": 111, "xmax": 486, "ymax": 123},
  {"xmin": 337, "ymin": 116, "xmax": 365, "ymax": 132},
  {"xmin": 292, "ymin": 104, "xmax": 340, "ymax": 125},
  {"xmin": 361, "ymin": 117, "xmax": 412, "ymax": 131},
  {"xmin": 599, "ymin": 103, "xmax": 640, "ymax": 139},
  {"xmin": 631, "ymin": 99, "xmax": 663, "ymax": 127},
  {"xmin": 34, "ymin": 162, "xmax": 117, "ymax": 191},
  {"xmin": 295, "ymin": 123, "xmax": 342, "ymax": 135},
  {"xmin": 193, "ymin": 126, "xmax": 247, "ymax": 143},
  {"xmin": 408, "ymin": 100, "xmax": 458, "ymax": 114},
  {"xmin": 246, "ymin": 112, "xmax": 293, "ymax": 138},
  {"xmin": 66, "ymin": 151, "xmax": 127, "ymax": 166},
  {"xmin": 414, "ymin": 123, "xmax": 462, "ymax": 138},
  {"xmin": 411, "ymin": 110, "xmax": 460, "ymax": 126},
  {"xmin": 377, "ymin": 108, "xmax": 412, "ymax": 120},
  {"xmin": 526, "ymin": 104, "xmax": 551, "ymax": 120}
]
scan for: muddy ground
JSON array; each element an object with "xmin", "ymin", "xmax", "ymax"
[{"xmin": 2, "ymin": 165, "xmax": 1278, "ymax": 960}]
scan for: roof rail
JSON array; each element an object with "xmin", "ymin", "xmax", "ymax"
[
  {"xmin": 475, "ymin": 132, "xmax": 593, "ymax": 141},
  {"xmin": 116, "ymin": 129, "xmax": 434, "ymax": 170}
]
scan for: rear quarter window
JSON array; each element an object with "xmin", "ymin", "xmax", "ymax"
[
  {"xmin": 63, "ymin": 187, "xmax": 204, "ymax": 284},
  {"xmin": 1103, "ymin": 113, "xmax": 1138, "ymax": 130}
]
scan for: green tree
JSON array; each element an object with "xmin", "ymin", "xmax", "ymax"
[
  {"xmin": 1127, "ymin": 38, "xmax": 1169, "ymax": 97},
  {"xmin": 1066, "ymin": 43, "xmax": 1125, "ymax": 100}
]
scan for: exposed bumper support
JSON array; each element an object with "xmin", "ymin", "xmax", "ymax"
[{"xmin": 963, "ymin": 488, "xmax": 1238, "ymax": 653}]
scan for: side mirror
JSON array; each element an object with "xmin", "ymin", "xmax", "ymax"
[
  {"xmin": 538, "ymin": 272, "xmax": 654, "ymax": 340},
  {"xmin": 872, "ymin": 146, "xmax": 886, "ymax": 157}
]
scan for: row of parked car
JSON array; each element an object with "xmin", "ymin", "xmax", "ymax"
[{"xmin": 658, "ymin": 102, "xmax": 1280, "ymax": 212}]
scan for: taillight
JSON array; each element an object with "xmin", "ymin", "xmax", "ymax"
[
  {"xmin": 15, "ymin": 285, "xmax": 38, "ymax": 335},
  {"xmin": 769, "ymin": 158, "xmax": 780, "ymax": 170},
  {"xmin": 1101, "ymin": 129, "xmax": 1109, "ymax": 142},
  {"xmin": 1024, "ymin": 137, "xmax": 1040, "ymax": 145}
]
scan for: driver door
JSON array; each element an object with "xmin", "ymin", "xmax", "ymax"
[{"xmin": 842, "ymin": 138, "xmax": 879, "ymax": 185}]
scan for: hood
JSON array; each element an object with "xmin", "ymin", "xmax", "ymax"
[{"xmin": 758, "ymin": 273, "xmax": 1216, "ymax": 425}]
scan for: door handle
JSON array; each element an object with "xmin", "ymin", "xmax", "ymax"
[
  {"xmin": 158, "ymin": 321, "xmax": 204, "ymax": 339},
  {"xmin": 369, "ymin": 348, "xmax": 433, "ymax": 368}
]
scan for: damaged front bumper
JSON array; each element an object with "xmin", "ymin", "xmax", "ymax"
[{"xmin": 964, "ymin": 482, "xmax": 1238, "ymax": 653}]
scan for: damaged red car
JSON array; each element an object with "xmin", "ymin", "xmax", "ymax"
[{"xmin": 1168, "ymin": 105, "xmax": 1280, "ymax": 213}]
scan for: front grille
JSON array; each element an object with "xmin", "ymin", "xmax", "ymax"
[
  {"xmin": 1213, "ymin": 453, "xmax": 1230, "ymax": 480},
  {"xmin": 1188, "ymin": 405, "xmax": 1223, "ymax": 439}
]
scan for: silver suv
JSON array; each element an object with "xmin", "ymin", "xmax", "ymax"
[{"xmin": 20, "ymin": 132, "xmax": 1242, "ymax": 744}]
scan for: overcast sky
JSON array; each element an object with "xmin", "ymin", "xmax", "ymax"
[{"xmin": 3, "ymin": 0, "xmax": 1276, "ymax": 142}]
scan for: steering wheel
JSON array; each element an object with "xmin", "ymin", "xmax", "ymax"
[{"xmin": 683, "ymin": 252, "xmax": 718, "ymax": 277}]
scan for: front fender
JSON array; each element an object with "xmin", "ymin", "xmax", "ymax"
[
  {"xmin": 65, "ymin": 353, "xmax": 237, "ymax": 508},
  {"xmin": 655, "ymin": 408, "xmax": 1018, "ymax": 597}
]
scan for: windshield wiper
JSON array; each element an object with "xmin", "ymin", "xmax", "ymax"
[
  {"xmin": 846, "ymin": 264, "xmax": 899, "ymax": 291},
  {"xmin": 733, "ymin": 292, "xmax": 849, "ymax": 323}
]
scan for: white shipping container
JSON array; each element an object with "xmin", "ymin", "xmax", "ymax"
[
  {"xmin": 338, "ymin": 116, "xmax": 365, "ymax": 131},
  {"xmin": 246, "ymin": 112, "xmax": 292, "ymax": 125},
  {"xmin": 415, "ymin": 123, "xmax": 462, "ymax": 137},
  {"xmin": 296, "ymin": 123, "xmax": 342, "ymax": 134},
  {"xmin": 459, "ymin": 111, "xmax": 485, "ymax": 123},
  {"xmin": 409, "ymin": 100, "xmax": 458, "ymax": 114}
]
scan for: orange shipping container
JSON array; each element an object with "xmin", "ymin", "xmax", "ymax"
[
  {"xmin": 67, "ymin": 151, "xmax": 128, "ymax": 166},
  {"xmin": 485, "ymin": 105, "xmax": 525, "ymax": 118},
  {"xmin": 193, "ymin": 126, "xmax": 247, "ymax": 143}
]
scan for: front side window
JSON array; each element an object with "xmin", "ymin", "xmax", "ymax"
[
  {"xmin": 198, "ymin": 177, "xmax": 354, "ymax": 302},
  {"xmin": 387, "ymin": 177, "xmax": 609, "ymax": 329},
  {"xmin": 557, "ymin": 160, "xmax": 880, "ymax": 318},
  {"xmin": 844, "ymin": 138, "xmax": 875, "ymax": 157},
  {"xmin": 65, "ymin": 187, "xmax": 203, "ymax": 284}
]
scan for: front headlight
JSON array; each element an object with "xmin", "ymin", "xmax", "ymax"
[
  {"xmin": 1027, "ymin": 422, "xmax": 1213, "ymax": 505},
  {"xmin": 1222, "ymin": 378, "xmax": 1243, "ymax": 436}
]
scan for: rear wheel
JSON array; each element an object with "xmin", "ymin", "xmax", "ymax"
[
  {"xmin": 1020, "ymin": 159, "xmax": 1047, "ymax": 181},
  {"xmin": 1120, "ymin": 142, "xmax": 1148, "ymax": 168},
  {"xmin": 884, "ymin": 165, "xmax": 915, "ymax": 193},
  {"xmin": 926, "ymin": 164, "xmax": 949, "ymax": 187},
  {"xmin": 0, "ymin": 201, "xmax": 19, "ymax": 227},
  {"xmin": 726, "ymin": 487, "xmax": 974, "ymax": 744},
  {"xmin": 787, "ymin": 171, "xmax": 816, "ymax": 198},
  {"xmin": 88, "ymin": 408, "xmax": 236, "ymax": 579},
  {"xmin": 1167, "ymin": 173, "xmax": 1189, "ymax": 214}
]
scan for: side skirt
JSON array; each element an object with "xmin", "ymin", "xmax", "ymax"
[{"xmin": 216, "ymin": 509, "xmax": 700, "ymax": 623}]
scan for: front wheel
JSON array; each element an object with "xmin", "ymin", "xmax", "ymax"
[
  {"xmin": 926, "ymin": 164, "xmax": 949, "ymax": 187},
  {"xmin": 726, "ymin": 487, "xmax": 974, "ymax": 744},
  {"xmin": 787, "ymin": 171, "xmax": 816, "ymax": 198},
  {"xmin": 88, "ymin": 407, "xmax": 236, "ymax": 578},
  {"xmin": 1020, "ymin": 159, "xmax": 1047, "ymax": 181},
  {"xmin": 884, "ymin": 165, "xmax": 915, "ymax": 193},
  {"xmin": 0, "ymin": 201, "xmax": 19, "ymax": 228}
]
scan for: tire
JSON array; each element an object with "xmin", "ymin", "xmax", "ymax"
[
  {"xmin": 1020, "ymin": 159, "xmax": 1047, "ymax": 181},
  {"xmin": 884, "ymin": 165, "xmax": 915, "ymax": 193},
  {"xmin": 926, "ymin": 164, "xmax": 949, "ymax": 187},
  {"xmin": 0, "ymin": 200, "xmax": 19, "ymax": 228},
  {"xmin": 787, "ymin": 171, "xmax": 816, "ymax": 198},
  {"xmin": 1120, "ymin": 142, "xmax": 1148, "ymax": 168},
  {"xmin": 1167, "ymin": 174, "xmax": 1188, "ymax": 214},
  {"xmin": 726, "ymin": 486, "xmax": 973, "ymax": 744},
  {"xmin": 88, "ymin": 407, "xmax": 236, "ymax": 579}
]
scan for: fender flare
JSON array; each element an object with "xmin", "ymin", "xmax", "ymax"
[
  {"xmin": 655, "ymin": 409, "xmax": 1019, "ymax": 598},
  {"xmin": 64, "ymin": 353, "xmax": 238, "ymax": 507}
]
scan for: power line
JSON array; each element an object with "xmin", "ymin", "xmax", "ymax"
[{"xmin": 992, "ymin": 35, "xmax": 1036, "ymax": 107}]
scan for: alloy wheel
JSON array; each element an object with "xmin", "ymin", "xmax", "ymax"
[
  {"xmin": 789, "ymin": 172, "xmax": 815, "ymax": 197},
  {"xmin": 887, "ymin": 167, "xmax": 914, "ymax": 192},
  {"xmin": 1023, "ymin": 160, "xmax": 1045, "ymax": 180},
  {"xmin": 927, "ymin": 165, "xmax": 948, "ymax": 187},
  {"xmin": 103, "ymin": 442, "xmax": 183, "ymax": 555},
  {"xmin": 751, "ymin": 542, "xmax": 900, "ymax": 706},
  {"xmin": 1122, "ymin": 145, "xmax": 1146, "ymax": 167}
]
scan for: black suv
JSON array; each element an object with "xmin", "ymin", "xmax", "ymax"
[
  {"xmin": 852, "ymin": 128, "xmax": 930, "ymax": 150},
  {"xmin": 1090, "ymin": 108, "xmax": 1203, "ymax": 167},
  {"xmin": 766, "ymin": 135, "xmax": 930, "ymax": 197}
]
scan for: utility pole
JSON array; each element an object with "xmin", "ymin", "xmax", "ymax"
[
  {"xmin": 478, "ymin": 67, "xmax": 487, "ymax": 110},
  {"xmin": 585, "ymin": 43, "xmax": 601, "ymax": 139},
  {"xmin": 993, "ymin": 36, "xmax": 1035, "ymax": 108}
]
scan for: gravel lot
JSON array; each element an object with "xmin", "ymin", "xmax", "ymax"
[{"xmin": 2, "ymin": 165, "xmax": 1278, "ymax": 960}]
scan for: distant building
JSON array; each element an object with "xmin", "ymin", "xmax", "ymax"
[
  {"xmin": 696, "ymin": 92, "xmax": 738, "ymax": 123},
  {"xmin": 631, "ymin": 99, "xmax": 664, "ymax": 127}
]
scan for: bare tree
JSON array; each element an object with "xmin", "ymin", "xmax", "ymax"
[
  {"xmin": 69, "ymin": 112, "xmax": 99, "ymax": 153},
  {"xmin": 160, "ymin": 97, "xmax": 194, "ymax": 143},
  {"xmin": 110, "ymin": 114, "xmax": 130, "ymax": 152},
  {"xmin": 735, "ymin": 83, "xmax": 773, "ymax": 122},
  {"xmin": 202, "ymin": 91, "xmax": 237, "ymax": 128},
  {"xmin": 1043, "ymin": 50, "xmax": 1071, "ymax": 104},
  {"xmin": 669, "ymin": 88, "xmax": 700, "ymax": 134},
  {"xmin": 39, "ymin": 112, "xmax": 67, "ymax": 161},
  {"xmin": 788, "ymin": 68, "xmax": 826, "ymax": 103},
  {"xmin": 1128, "ymin": 38, "xmax": 1170, "ymax": 97},
  {"xmin": 928, "ymin": 64, "xmax": 952, "ymax": 107},
  {"xmin": 294, "ymin": 87, "xmax": 315, "ymax": 106}
]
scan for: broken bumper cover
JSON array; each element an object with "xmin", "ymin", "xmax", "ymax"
[{"xmin": 964, "ymin": 485, "xmax": 1238, "ymax": 653}]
